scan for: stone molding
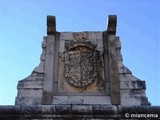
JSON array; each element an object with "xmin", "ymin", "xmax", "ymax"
[{"xmin": 0, "ymin": 105, "xmax": 159, "ymax": 119}]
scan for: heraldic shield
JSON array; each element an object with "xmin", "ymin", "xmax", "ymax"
[{"xmin": 64, "ymin": 40, "xmax": 100, "ymax": 88}]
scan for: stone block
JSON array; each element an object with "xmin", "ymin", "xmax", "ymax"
[
  {"xmin": 52, "ymin": 96, "xmax": 68, "ymax": 104},
  {"xmin": 68, "ymin": 96, "xmax": 84, "ymax": 104},
  {"xmin": 121, "ymin": 96, "xmax": 141, "ymax": 106},
  {"xmin": 33, "ymin": 61, "xmax": 45, "ymax": 73},
  {"xmin": 72, "ymin": 105, "xmax": 93, "ymax": 114},
  {"xmin": 84, "ymin": 96, "xmax": 111, "ymax": 104},
  {"xmin": 120, "ymin": 74, "xmax": 139, "ymax": 81},
  {"xmin": 17, "ymin": 80, "xmax": 43, "ymax": 89},
  {"xmin": 42, "ymin": 36, "xmax": 47, "ymax": 48},
  {"xmin": 88, "ymin": 32, "xmax": 103, "ymax": 39},
  {"xmin": 42, "ymin": 35, "xmax": 57, "ymax": 104},
  {"xmin": 117, "ymin": 61, "xmax": 124, "ymax": 68},
  {"xmin": 108, "ymin": 35, "xmax": 121, "ymax": 105},
  {"xmin": 20, "ymin": 105, "xmax": 42, "ymax": 115},
  {"xmin": 120, "ymin": 89, "xmax": 147, "ymax": 106},
  {"xmin": 116, "ymin": 49, "xmax": 123, "ymax": 61},
  {"xmin": 52, "ymin": 96, "xmax": 112, "ymax": 105},
  {"xmin": 120, "ymin": 80, "xmax": 146, "ymax": 90},
  {"xmin": 116, "ymin": 37, "xmax": 121, "ymax": 48},
  {"xmin": 91, "ymin": 39, "xmax": 104, "ymax": 52},
  {"xmin": 59, "ymin": 39, "xmax": 65, "ymax": 52},
  {"xmin": 119, "ymin": 67, "xmax": 132, "ymax": 74},
  {"xmin": 0, "ymin": 105, "xmax": 21, "ymax": 114},
  {"xmin": 140, "ymin": 96, "xmax": 151, "ymax": 105},
  {"xmin": 60, "ymin": 32, "xmax": 73, "ymax": 40},
  {"xmin": 121, "ymin": 90, "xmax": 145, "ymax": 97},
  {"xmin": 147, "ymin": 106, "xmax": 160, "ymax": 116},
  {"xmin": 73, "ymin": 32, "xmax": 89, "ymax": 40},
  {"xmin": 93, "ymin": 105, "xmax": 117, "ymax": 115},
  {"xmin": 55, "ymin": 105, "xmax": 71, "ymax": 114},
  {"xmin": 42, "ymin": 105, "xmax": 55, "ymax": 114},
  {"xmin": 18, "ymin": 89, "xmax": 43, "ymax": 97},
  {"xmin": 118, "ymin": 105, "xmax": 147, "ymax": 115},
  {"xmin": 15, "ymin": 97, "xmax": 42, "ymax": 105},
  {"xmin": 40, "ymin": 50, "xmax": 46, "ymax": 61}
]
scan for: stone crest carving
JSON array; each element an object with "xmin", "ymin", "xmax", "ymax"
[
  {"xmin": 73, "ymin": 32, "xmax": 89, "ymax": 40},
  {"xmin": 64, "ymin": 40, "xmax": 100, "ymax": 88}
]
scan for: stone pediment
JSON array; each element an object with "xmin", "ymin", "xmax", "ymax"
[
  {"xmin": 0, "ymin": 14, "xmax": 158, "ymax": 120},
  {"xmin": 15, "ymin": 15, "xmax": 150, "ymax": 107}
]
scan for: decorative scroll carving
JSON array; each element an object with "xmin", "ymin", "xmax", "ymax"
[
  {"xmin": 47, "ymin": 16, "xmax": 56, "ymax": 35},
  {"xmin": 107, "ymin": 15, "xmax": 117, "ymax": 35},
  {"xmin": 64, "ymin": 40, "xmax": 100, "ymax": 88}
]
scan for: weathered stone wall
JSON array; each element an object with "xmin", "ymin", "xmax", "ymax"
[
  {"xmin": 103, "ymin": 15, "xmax": 150, "ymax": 106},
  {"xmin": 15, "ymin": 36, "xmax": 46, "ymax": 105},
  {"xmin": 113, "ymin": 35, "xmax": 150, "ymax": 106},
  {"xmin": 15, "ymin": 15, "xmax": 150, "ymax": 106},
  {"xmin": 58, "ymin": 32, "xmax": 105, "ymax": 94}
]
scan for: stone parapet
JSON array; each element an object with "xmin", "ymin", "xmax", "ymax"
[{"xmin": 0, "ymin": 105, "xmax": 159, "ymax": 119}]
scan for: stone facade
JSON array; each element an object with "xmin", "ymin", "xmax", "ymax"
[{"xmin": 15, "ymin": 15, "xmax": 150, "ymax": 106}]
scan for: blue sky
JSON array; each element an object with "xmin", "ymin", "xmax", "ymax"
[{"xmin": 0, "ymin": 0, "xmax": 159, "ymax": 105}]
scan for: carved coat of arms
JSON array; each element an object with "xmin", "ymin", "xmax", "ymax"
[{"xmin": 64, "ymin": 40, "xmax": 100, "ymax": 88}]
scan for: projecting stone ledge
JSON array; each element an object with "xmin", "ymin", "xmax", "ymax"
[{"xmin": 0, "ymin": 105, "xmax": 159, "ymax": 119}]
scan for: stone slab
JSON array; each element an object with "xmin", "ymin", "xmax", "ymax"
[
  {"xmin": 120, "ymin": 80, "xmax": 146, "ymax": 89},
  {"xmin": 84, "ymin": 96, "xmax": 111, "ymax": 104},
  {"xmin": 17, "ymin": 80, "xmax": 43, "ymax": 89},
  {"xmin": 18, "ymin": 89, "xmax": 43, "ymax": 97},
  {"xmin": 52, "ymin": 96, "xmax": 111, "ymax": 105},
  {"xmin": 15, "ymin": 97, "xmax": 42, "ymax": 105},
  {"xmin": 107, "ymin": 35, "xmax": 120, "ymax": 105},
  {"xmin": 42, "ymin": 35, "xmax": 57, "ymax": 104},
  {"xmin": 60, "ymin": 32, "xmax": 73, "ymax": 40},
  {"xmin": 88, "ymin": 32, "xmax": 103, "ymax": 39},
  {"xmin": 120, "ymin": 74, "xmax": 140, "ymax": 81}
]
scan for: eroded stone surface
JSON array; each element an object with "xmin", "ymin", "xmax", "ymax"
[
  {"xmin": 15, "ymin": 15, "xmax": 150, "ymax": 106},
  {"xmin": 64, "ymin": 50, "xmax": 99, "ymax": 88}
]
